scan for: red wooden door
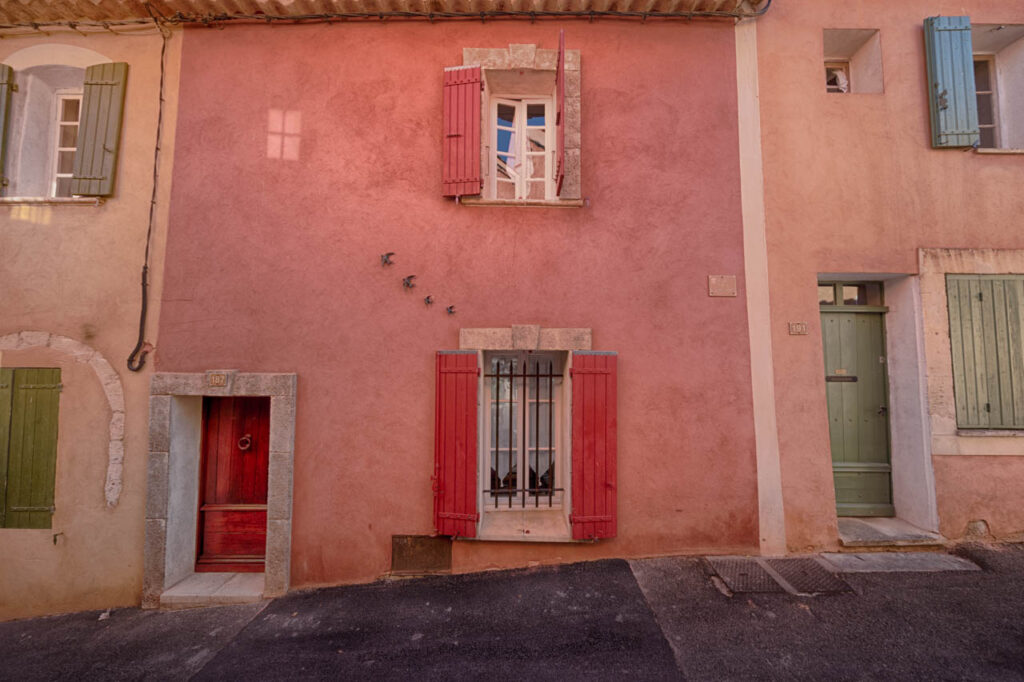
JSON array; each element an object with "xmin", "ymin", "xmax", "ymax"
[{"xmin": 197, "ymin": 397, "xmax": 270, "ymax": 572}]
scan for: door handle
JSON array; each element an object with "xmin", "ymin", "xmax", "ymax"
[{"xmin": 238, "ymin": 434, "xmax": 252, "ymax": 451}]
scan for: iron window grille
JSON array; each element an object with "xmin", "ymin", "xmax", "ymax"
[{"xmin": 483, "ymin": 351, "xmax": 564, "ymax": 508}]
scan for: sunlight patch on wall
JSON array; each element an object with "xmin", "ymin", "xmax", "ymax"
[
  {"xmin": 267, "ymin": 109, "xmax": 301, "ymax": 161},
  {"xmin": 8, "ymin": 205, "xmax": 52, "ymax": 224}
]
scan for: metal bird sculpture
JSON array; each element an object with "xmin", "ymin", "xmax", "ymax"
[
  {"xmin": 403, "ymin": 275, "xmax": 416, "ymax": 289},
  {"xmin": 381, "ymin": 252, "xmax": 395, "ymax": 266},
  {"xmin": 446, "ymin": 305, "xmax": 456, "ymax": 315},
  {"xmin": 424, "ymin": 296, "xmax": 434, "ymax": 305}
]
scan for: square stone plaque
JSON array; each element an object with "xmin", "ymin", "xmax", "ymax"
[{"xmin": 708, "ymin": 275, "xmax": 738, "ymax": 297}]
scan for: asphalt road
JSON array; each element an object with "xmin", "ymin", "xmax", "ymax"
[{"xmin": 1, "ymin": 543, "xmax": 1022, "ymax": 681}]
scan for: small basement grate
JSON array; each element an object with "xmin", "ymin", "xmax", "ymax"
[
  {"xmin": 766, "ymin": 558, "xmax": 851, "ymax": 595},
  {"xmin": 705, "ymin": 557, "xmax": 785, "ymax": 593}
]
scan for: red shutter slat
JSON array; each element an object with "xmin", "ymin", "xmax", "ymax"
[
  {"xmin": 570, "ymin": 351, "xmax": 617, "ymax": 540},
  {"xmin": 434, "ymin": 351, "xmax": 479, "ymax": 537},
  {"xmin": 442, "ymin": 66, "xmax": 482, "ymax": 198},
  {"xmin": 554, "ymin": 29, "xmax": 566, "ymax": 197}
]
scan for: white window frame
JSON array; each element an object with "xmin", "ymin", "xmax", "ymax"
[
  {"xmin": 48, "ymin": 89, "xmax": 83, "ymax": 198},
  {"xmin": 973, "ymin": 55, "xmax": 1000, "ymax": 149},
  {"xmin": 488, "ymin": 97, "xmax": 555, "ymax": 201},
  {"xmin": 480, "ymin": 350, "xmax": 567, "ymax": 511},
  {"xmin": 825, "ymin": 61, "xmax": 851, "ymax": 94}
]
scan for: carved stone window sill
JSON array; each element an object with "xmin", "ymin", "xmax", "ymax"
[
  {"xmin": 458, "ymin": 197, "xmax": 584, "ymax": 208},
  {"xmin": 0, "ymin": 197, "xmax": 103, "ymax": 206}
]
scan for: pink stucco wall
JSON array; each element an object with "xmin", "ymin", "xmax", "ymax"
[
  {"xmin": 756, "ymin": 1, "xmax": 1024, "ymax": 549},
  {"xmin": 159, "ymin": 20, "xmax": 757, "ymax": 586}
]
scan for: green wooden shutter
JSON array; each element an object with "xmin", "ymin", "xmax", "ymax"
[
  {"xmin": 0, "ymin": 64, "xmax": 14, "ymax": 196},
  {"xmin": 947, "ymin": 276, "xmax": 1024, "ymax": 429},
  {"xmin": 0, "ymin": 369, "xmax": 12, "ymax": 528},
  {"xmin": 71, "ymin": 62, "xmax": 128, "ymax": 197},
  {"xmin": 3, "ymin": 369, "xmax": 61, "ymax": 529},
  {"xmin": 924, "ymin": 16, "xmax": 980, "ymax": 149}
]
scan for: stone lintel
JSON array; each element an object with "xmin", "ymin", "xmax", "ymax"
[{"xmin": 461, "ymin": 327, "xmax": 592, "ymax": 351}]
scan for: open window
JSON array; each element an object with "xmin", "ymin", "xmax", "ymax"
[
  {"xmin": 925, "ymin": 17, "xmax": 1024, "ymax": 150},
  {"xmin": 442, "ymin": 35, "xmax": 581, "ymax": 205},
  {"xmin": 433, "ymin": 350, "xmax": 616, "ymax": 542},
  {"xmin": 0, "ymin": 59, "xmax": 127, "ymax": 198},
  {"xmin": 822, "ymin": 29, "xmax": 883, "ymax": 94}
]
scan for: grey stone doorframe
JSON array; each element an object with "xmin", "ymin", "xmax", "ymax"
[{"xmin": 143, "ymin": 371, "xmax": 296, "ymax": 608}]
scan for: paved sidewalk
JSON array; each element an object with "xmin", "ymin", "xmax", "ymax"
[{"xmin": 1, "ymin": 544, "xmax": 1022, "ymax": 681}]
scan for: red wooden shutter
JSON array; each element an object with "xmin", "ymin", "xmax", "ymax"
[
  {"xmin": 442, "ymin": 66, "xmax": 482, "ymax": 198},
  {"xmin": 570, "ymin": 351, "xmax": 617, "ymax": 540},
  {"xmin": 554, "ymin": 30, "xmax": 566, "ymax": 197},
  {"xmin": 433, "ymin": 351, "xmax": 479, "ymax": 537}
]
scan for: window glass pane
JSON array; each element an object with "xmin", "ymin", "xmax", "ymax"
[
  {"xmin": 525, "ymin": 128, "xmax": 545, "ymax": 152},
  {"xmin": 980, "ymin": 127, "xmax": 996, "ymax": 149},
  {"xmin": 842, "ymin": 285, "xmax": 864, "ymax": 305},
  {"xmin": 977, "ymin": 94, "xmax": 994, "ymax": 126},
  {"xmin": 61, "ymin": 98, "xmax": 80, "ymax": 123},
  {"xmin": 59, "ymin": 124, "xmax": 77, "ymax": 148},
  {"xmin": 529, "ymin": 402, "xmax": 552, "ymax": 448},
  {"xmin": 57, "ymin": 151, "xmax": 75, "ymax": 174},
  {"xmin": 530, "ymin": 450, "xmax": 554, "ymax": 491},
  {"xmin": 841, "ymin": 284, "xmax": 882, "ymax": 305},
  {"xmin": 974, "ymin": 59, "xmax": 991, "ymax": 91},
  {"xmin": 527, "ymin": 181, "xmax": 546, "ymax": 201},
  {"xmin": 496, "ymin": 180, "xmax": 516, "ymax": 199},
  {"xmin": 527, "ymin": 154, "xmax": 546, "ymax": 180},
  {"xmin": 818, "ymin": 285, "xmax": 836, "ymax": 305},
  {"xmin": 497, "ymin": 103, "xmax": 516, "ymax": 128},
  {"xmin": 526, "ymin": 103, "xmax": 545, "ymax": 126},
  {"xmin": 55, "ymin": 177, "xmax": 73, "ymax": 197},
  {"xmin": 862, "ymin": 283, "xmax": 883, "ymax": 306},
  {"xmin": 825, "ymin": 64, "xmax": 849, "ymax": 93}
]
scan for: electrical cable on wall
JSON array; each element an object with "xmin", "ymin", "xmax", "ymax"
[{"xmin": 127, "ymin": 18, "xmax": 169, "ymax": 372}]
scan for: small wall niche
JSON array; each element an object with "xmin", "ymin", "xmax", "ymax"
[{"xmin": 823, "ymin": 29, "xmax": 883, "ymax": 94}]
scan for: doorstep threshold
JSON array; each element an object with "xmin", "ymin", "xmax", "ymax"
[
  {"xmin": 838, "ymin": 517, "xmax": 945, "ymax": 549},
  {"xmin": 160, "ymin": 572, "xmax": 265, "ymax": 610}
]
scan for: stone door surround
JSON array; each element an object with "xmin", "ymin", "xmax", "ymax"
[{"xmin": 143, "ymin": 371, "xmax": 296, "ymax": 607}]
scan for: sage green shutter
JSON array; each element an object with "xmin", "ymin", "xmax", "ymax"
[
  {"xmin": 2, "ymin": 369, "xmax": 61, "ymax": 529},
  {"xmin": 947, "ymin": 276, "xmax": 1024, "ymax": 429},
  {"xmin": 0, "ymin": 369, "xmax": 12, "ymax": 527},
  {"xmin": 71, "ymin": 62, "xmax": 128, "ymax": 197},
  {"xmin": 0, "ymin": 64, "xmax": 14, "ymax": 196},
  {"xmin": 924, "ymin": 16, "xmax": 980, "ymax": 149}
]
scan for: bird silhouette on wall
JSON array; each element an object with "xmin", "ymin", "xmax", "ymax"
[
  {"xmin": 403, "ymin": 275, "xmax": 416, "ymax": 289},
  {"xmin": 381, "ymin": 252, "xmax": 395, "ymax": 266}
]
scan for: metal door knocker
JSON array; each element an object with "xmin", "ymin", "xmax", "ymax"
[{"xmin": 238, "ymin": 434, "xmax": 252, "ymax": 451}]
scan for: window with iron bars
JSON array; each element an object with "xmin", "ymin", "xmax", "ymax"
[{"xmin": 483, "ymin": 351, "xmax": 564, "ymax": 508}]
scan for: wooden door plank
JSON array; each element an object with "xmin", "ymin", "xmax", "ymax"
[
  {"xmin": 1008, "ymin": 281, "xmax": 1024, "ymax": 424},
  {"xmin": 946, "ymin": 279, "xmax": 971, "ymax": 426},
  {"xmin": 840, "ymin": 316, "xmax": 859, "ymax": 465},
  {"xmin": 991, "ymin": 280, "xmax": 1015, "ymax": 425},
  {"xmin": 0, "ymin": 368, "xmax": 12, "ymax": 527},
  {"xmin": 968, "ymin": 278, "xmax": 992, "ymax": 427}
]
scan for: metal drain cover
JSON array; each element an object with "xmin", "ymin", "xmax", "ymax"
[
  {"xmin": 766, "ymin": 558, "xmax": 851, "ymax": 594},
  {"xmin": 706, "ymin": 557, "xmax": 785, "ymax": 593}
]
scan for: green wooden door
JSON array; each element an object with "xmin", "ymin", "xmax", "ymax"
[{"xmin": 821, "ymin": 311, "xmax": 893, "ymax": 517}]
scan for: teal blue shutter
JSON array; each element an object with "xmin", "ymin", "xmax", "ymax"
[
  {"xmin": 71, "ymin": 62, "xmax": 128, "ymax": 197},
  {"xmin": 924, "ymin": 16, "xmax": 980, "ymax": 149},
  {"xmin": 0, "ymin": 64, "xmax": 14, "ymax": 196},
  {"xmin": 947, "ymin": 276, "xmax": 1024, "ymax": 429}
]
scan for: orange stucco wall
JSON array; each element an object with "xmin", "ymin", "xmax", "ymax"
[
  {"xmin": 0, "ymin": 31, "xmax": 181, "ymax": 620},
  {"xmin": 158, "ymin": 20, "xmax": 759, "ymax": 587},
  {"xmin": 755, "ymin": 1, "xmax": 1024, "ymax": 549}
]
